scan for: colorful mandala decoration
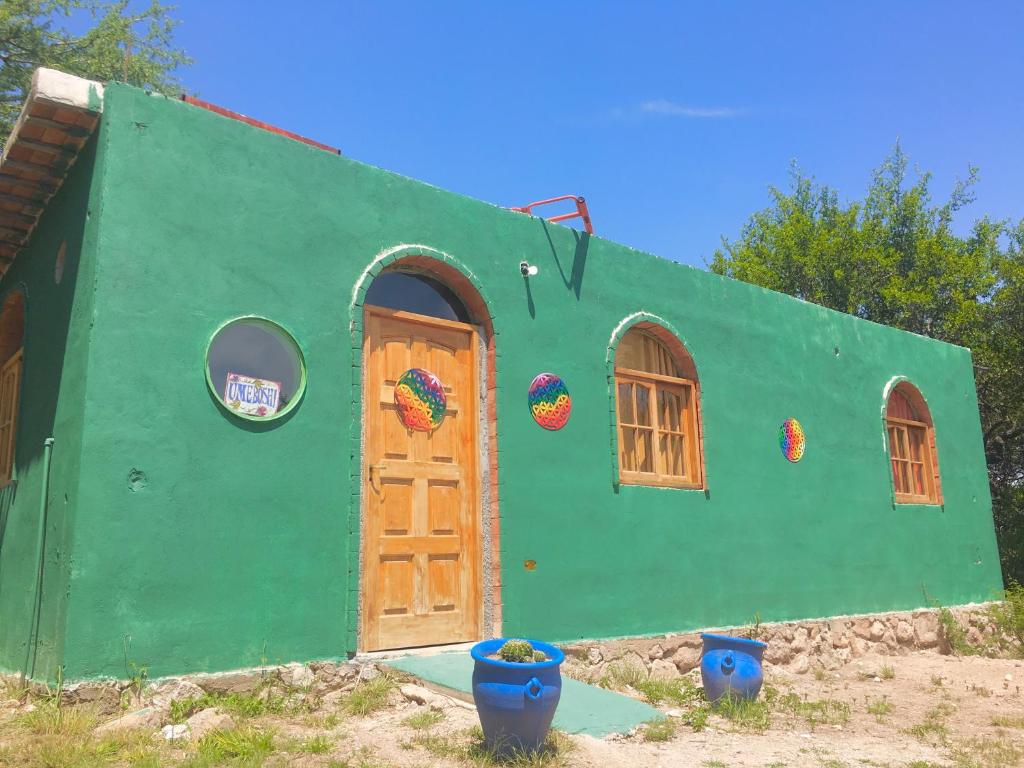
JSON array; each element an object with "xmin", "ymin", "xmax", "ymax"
[
  {"xmin": 528, "ymin": 373, "xmax": 572, "ymax": 431},
  {"xmin": 779, "ymin": 417, "xmax": 806, "ymax": 462},
  {"xmin": 394, "ymin": 368, "xmax": 447, "ymax": 432}
]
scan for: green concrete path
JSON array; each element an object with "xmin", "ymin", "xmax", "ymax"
[{"xmin": 384, "ymin": 652, "xmax": 661, "ymax": 738}]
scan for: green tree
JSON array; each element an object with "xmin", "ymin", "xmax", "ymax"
[
  {"xmin": 711, "ymin": 145, "xmax": 1024, "ymax": 583},
  {"xmin": 1, "ymin": 0, "xmax": 190, "ymax": 146}
]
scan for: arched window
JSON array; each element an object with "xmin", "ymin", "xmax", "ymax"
[
  {"xmin": 885, "ymin": 382, "xmax": 941, "ymax": 504},
  {"xmin": 0, "ymin": 291, "xmax": 25, "ymax": 486},
  {"xmin": 614, "ymin": 324, "xmax": 703, "ymax": 489},
  {"xmin": 364, "ymin": 270, "xmax": 471, "ymax": 323}
]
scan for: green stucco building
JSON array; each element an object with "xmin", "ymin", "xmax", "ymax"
[{"xmin": 0, "ymin": 70, "xmax": 1002, "ymax": 682}]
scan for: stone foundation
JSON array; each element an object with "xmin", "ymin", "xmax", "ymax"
[
  {"xmin": 0, "ymin": 604, "xmax": 1000, "ymax": 712},
  {"xmin": 560, "ymin": 604, "xmax": 999, "ymax": 681}
]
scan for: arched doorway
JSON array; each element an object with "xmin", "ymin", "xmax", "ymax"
[{"xmin": 359, "ymin": 261, "xmax": 489, "ymax": 651}]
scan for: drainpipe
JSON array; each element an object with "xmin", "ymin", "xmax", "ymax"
[{"xmin": 23, "ymin": 437, "xmax": 54, "ymax": 682}]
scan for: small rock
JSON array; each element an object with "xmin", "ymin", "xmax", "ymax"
[
  {"xmin": 870, "ymin": 621, "xmax": 886, "ymax": 641},
  {"xmin": 895, "ymin": 621, "xmax": 915, "ymax": 644},
  {"xmin": 1006, "ymin": 674, "xmax": 1014, "ymax": 682},
  {"xmin": 278, "ymin": 663, "xmax": 315, "ymax": 689},
  {"xmin": 399, "ymin": 684, "xmax": 451, "ymax": 709},
  {"xmin": 678, "ymin": 634, "xmax": 703, "ymax": 649},
  {"xmin": 882, "ymin": 630, "xmax": 899, "ymax": 651},
  {"xmin": 358, "ymin": 664, "xmax": 380, "ymax": 682},
  {"xmin": 619, "ymin": 651, "xmax": 648, "ymax": 675},
  {"xmin": 194, "ymin": 671, "xmax": 264, "ymax": 696},
  {"xmin": 791, "ymin": 628, "xmax": 810, "ymax": 654},
  {"xmin": 185, "ymin": 708, "xmax": 233, "ymax": 741},
  {"xmin": 311, "ymin": 661, "xmax": 359, "ymax": 692},
  {"xmin": 850, "ymin": 619, "xmax": 872, "ymax": 640},
  {"xmin": 587, "ymin": 647, "xmax": 603, "ymax": 665},
  {"xmin": 148, "ymin": 679, "xmax": 205, "ymax": 710},
  {"xmin": 665, "ymin": 708, "xmax": 682, "ymax": 718},
  {"xmin": 160, "ymin": 723, "xmax": 189, "ymax": 741},
  {"xmin": 913, "ymin": 613, "xmax": 940, "ymax": 648},
  {"xmin": 648, "ymin": 644, "xmax": 665, "ymax": 661},
  {"xmin": 791, "ymin": 654, "xmax": 810, "ymax": 674},
  {"xmin": 850, "ymin": 637, "xmax": 868, "ymax": 658},
  {"xmin": 61, "ymin": 681, "xmax": 122, "ymax": 714},
  {"xmin": 765, "ymin": 642, "xmax": 794, "ymax": 666},
  {"xmin": 650, "ymin": 659, "xmax": 678, "ymax": 681},
  {"xmin": 95, "ymin": 707, "xmax": 163, "ymax": 734},
  {"xmin": 671, "ymin": 645, "xmax": 702, "ymax": 674},
  {"xmin": 873, "ymin": 676, "xmax": 882, "ymax": 683}
]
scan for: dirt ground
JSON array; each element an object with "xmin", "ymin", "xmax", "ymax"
[{"xmin": 2, "ymin": 650, "xmax": 1024, "ymax": 767}]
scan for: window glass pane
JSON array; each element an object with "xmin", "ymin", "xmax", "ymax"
[
  {"xmin": 660, "ymin": 433, "xmax": 686, "ymax": 478},
  {"xmin": 635, "ymin": 384, "xmax": 652, "ymax": 427},
  {"xmin": 886, "ymin": 426, "xmax": 900, "ymax": 459},
  {"xmin": 908, "ymin": 427, "xmax": 926, "ymax": 462},
  {"xmin": 912, "ymin": 463, "xmax": 926, "ymax": 496},
  {"xmin": 620, "ymin": 427, "xmax": 637, "ymax": 472},
  {"xmin": 616, "ymin": 330, "xmax": 646, "ymax": 371},
  {"xmin": 658, "ymin": 387, "xmax": 683, "ymax": 432},
  {"xmin": 893, "ymin": 460, "xmax": 910, "ymax": 495},
  {"xmin": 889, "ymin": 424, "xmax": 910, "ymax": 460},
  {"xmin": 617, "ymin": 328, "xmax": 682, "ymax": 377},
  {"xmin": 636, "ymin": 429, "xmax": 654, "ymax": 473},
  {"xmin": 887, "ymin": 390, "xmax": 918, "ymax": 421},
  {"xmin": 207, "ymin": 318, "xmax": 305, "ymax": 420},
  {"xmin": 617, "ymin": 382, "xmax": 634, "ymax": 424},
  {"xmin": 364, "ymin": 271, "xmax": 470, "ymax": 323}
]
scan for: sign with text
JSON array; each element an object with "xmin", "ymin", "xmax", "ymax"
[{"xmin": 224, "ymin": 373, "xmax": 281, "ymax": 417}]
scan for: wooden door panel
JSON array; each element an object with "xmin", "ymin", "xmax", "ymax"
[
  {"xmin": 428, "ymin": 480, "xmax": 459, "ymax": 535},
  {"xmin": 428, "ymin": 413, "xmax": 457, "ymax": 464},
  {"xmin": 381, "ymin": 478, "xmax": 413, "ymax": 535},
  {"xmin": 380, "ymin": 555, "xmax": 414, "ymax": 615},
  {"xmin": 361, "ymin": 306, "xmax": 482, "ymax": 651},
  {"xmin": 427, "ymin": 554, "xmax": 459, "ymax": 612}
]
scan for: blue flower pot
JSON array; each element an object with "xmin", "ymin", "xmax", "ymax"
[
  {"xmin": 700, "ymin": 633, "xmax": 767, "ymax": 703},
  {"xmin": 471, "ymin": 638, "xmax": 564, "ymax": 754}
]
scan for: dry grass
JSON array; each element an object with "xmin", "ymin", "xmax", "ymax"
[
  {"xmin": 0, "ymin": 701, "xmax": 168, "ymax": 768},
  {"xmin": 408, "ymin": 725, "xmax": 574, "ymax": 767}
]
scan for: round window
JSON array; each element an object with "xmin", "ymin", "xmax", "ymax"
[{"xmin": 205, "ymin": 317, "xmax": 306, "ymax": 421}]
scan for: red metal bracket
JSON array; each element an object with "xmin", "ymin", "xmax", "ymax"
[
  {"xmin": 181, "ymin": 95, "xmax": 341, "ymax": 155},
  {"xmin": 510, "ymin": 195, "xmax": 593, "ymax": 234}
]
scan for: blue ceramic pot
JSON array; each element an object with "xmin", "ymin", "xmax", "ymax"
[
  {"xmin": 700, "ymin": 633, "xmax": 767, "ymax": 703},
  {"xmin": 471, "ymin": 639, "xmax": 564, "ymax": 754}
]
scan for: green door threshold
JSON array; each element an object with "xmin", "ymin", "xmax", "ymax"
[{"xmin": 383, "ymin": 652, "xmax": 661, "ymax": 738}]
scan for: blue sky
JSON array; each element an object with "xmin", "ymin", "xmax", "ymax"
[{"xmin": 159, "ymin": 2, "xmax": 1021, "ymax": 267}]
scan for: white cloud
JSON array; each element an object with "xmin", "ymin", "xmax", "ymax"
[{"xmin": 640, "ymin": 99, "xmax": 743, "ymax": 119}]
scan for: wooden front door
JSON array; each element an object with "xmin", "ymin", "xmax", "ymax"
[{"xmin": 361, "ymin": 306, "xmax": 482, "ymax": 651}]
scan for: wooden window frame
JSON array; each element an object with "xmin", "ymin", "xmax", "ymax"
[
  {"xmin": 0, "ymin": 348, "xmax": 23, "ymax": 488},
  {"xmin": 615, "ymin": 365, "xmax": 703, "ymax": 490},
  {"xmin": 886, "ymin": 414, "xmax": 937, "ymax": 504},
  {"xmin": 885, "ymin": 383, "xmax": 941, "ymax": 505}
]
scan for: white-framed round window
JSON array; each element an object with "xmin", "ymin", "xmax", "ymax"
[{"xmin": 205, "ymin": 316, "xmax": 306, "ymax": 421}]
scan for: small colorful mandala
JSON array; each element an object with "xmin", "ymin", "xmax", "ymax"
[
  {"xmin": 394, "ymin": 368, "xmax": 446, "ymax": 432},
  {"xmin": 528, "ymin": 373, "xmax": 572, "ymax": 431},
  {"xmin": 779, "ymin": 418, "xmax": 806, "ymax": 462}
]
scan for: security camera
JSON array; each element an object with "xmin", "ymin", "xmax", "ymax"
[{"xmin": 520, "ymin": 261, "xmax": 539, "ymax": 277}]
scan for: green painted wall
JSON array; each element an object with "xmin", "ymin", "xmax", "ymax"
[
  {"xmin": 24, "ymin": 83, "xmax": 1001, "ymax": 680},
  {"xmin": 0, "ymin": 130, "xmax": 103, "ymax": 680}
]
